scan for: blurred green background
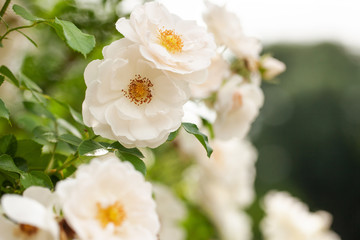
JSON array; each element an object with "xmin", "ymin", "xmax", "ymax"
[{"xmin": 251, "ymin": 42, "xmax": 360, "ymax": 240}]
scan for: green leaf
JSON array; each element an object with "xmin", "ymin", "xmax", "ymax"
[
  {"xmin": 16, "ymin": 140, "xmax": 43, "ymax": 170},
  {"xmin": 0, "ymin": 99, "xmax": 10, "ymax": 121},
  {"xmin": 23, "ymin": 101, "xmax": 54, "ymax": 120},
  {"xmin": 58, "ymin": 134, "xmax": 82, "ymax": 147},
  {"xmin": 12, "ymin": 4, "xmax": 44, "ymax": 22},
  {"xmin": 0, "ymin": 65, "xmax": 19, "ymax": 87},
  {"xmin": 182, "ymin": 122, "xmax": 213, "ymax": 158},
  {"xmin": 0, "ymin": 154, "xmax": 23, "ymax": 174},
  {"xmin": 0, "ymin": 134, "xmax": 17, "ymax": 157},
  {"xmin": 110, "ymin": 142, "xmax": 144, "ymax": 158},
  {"xmin": 78, "ymin": 139, "xmax": 107, "ymax": 156},
  {"xmin": 116, "ymin": 151, "xmax": 146, "ymax": 176},
  {"xmin": 69, "ymin": 106, "xmax": 84, "ymax": 125},
  {"xmin": 53, "ymin": 18, "xmax": 95, "ymax": 56},
  {"xmin": 20, "ymin": 171, "xmax": 53, "ymax": 189},
  {"xmin": 167, "ymin": 128, "xmax": 180, "ymax": 141},
  {"xmin": 20, "ymin": 74, "xmax": 42, "ymax": 92},
  {"xmin": 32, "ymin": 126, "xmax": 57, "ymax": 143},
  {"xmin": 0, "ymin": 75, "xmax": 4, "ymax": 86}
]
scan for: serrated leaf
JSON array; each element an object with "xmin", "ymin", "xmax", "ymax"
[
  {"xmin": 0, "ymin": 65, "xmax": 19, "ymax": 87},
  {"xmin": 110, "ymin": 142, "xmax": 144, "ymax": 158},
  {"xmin": 0, "ymin": 154, "xmax": 23, "ymax": 174},
  {"xmin": 53, "ymin": 18, "xmax": 95, "ymax": 56},
  {"xmin": 0, "ymin": 75, "xmax": 4, "ymax": 86},
  {"xmin": 182, "ymin": 122, "xmax": 213, "ymax": 158},
  {"xmin": 78, "ymin": 139, "xmax": 107, "ymax": 156},
  {"xmin": 116, "ymin": 151, "xmax": 146, "ymax": 176},
  {"xmin": 167, "ymin": 128, "xmax": 180, "ymax": 141},
  {"xmin": 59, "ymin": 134, "xmax": 82, "ymax": 146},
  {"xmin": 0, "ymin": 99, "xmax": 10, "ymax": 121},
  {"xmin": 12, "ymin": 4, "xmax": 44, "ymax": 22},
  {"xmin": 20, "ymin": 171, "xmax": 53, "ymax": 189},
  {"xmin": 0, "ymin": 134, "xmax": 17, "ymax": 157}
]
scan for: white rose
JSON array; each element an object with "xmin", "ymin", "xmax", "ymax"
[
  {"xmin": 82, "ymin": 38, "xmax": 189, "ymax": 148},
  {"xmin": 203, "ymin": 1, "xmax": 262, "ymax": 66},
  {"xmin": 190, "ymin": 53, "xmax": 230, "ymax": 99},
  {"xmin": 153, "ymin": 183, "xmax": 187, "ymax": 240},
  {"xmin": 55, "ymin": 153, "xmax": 160, "ymax": 240},
  {"xmin": 214, "ymin": 75, "xmax": 264, "ymax": 140},
  {"xmin": 261, "ymin": 191, "xmax": 341, "ymax": 240},
  {"xmin": 0, "ymin": 187, "xmax": 59, "ymax": 240},
  {"xmin": 116, "ymin": 2, "xmax": 216, "ymax": 81},
  {"xmin": 261, "ymin": 56, "xmax": 286, "ymax": 80},
  {"xmin": 212, "ymin": 208, "xmax": 252, "ymax": 240},
  {"xmin": 195, "ymin": 138, "xmax": 257, "ymax": 209}
]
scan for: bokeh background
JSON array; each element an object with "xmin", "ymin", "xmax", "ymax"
[{"xmin": 161, "ymin": 1, "xmax": 360, "ymax": 239}]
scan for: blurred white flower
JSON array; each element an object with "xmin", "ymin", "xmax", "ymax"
[
  {"xmin": 75, "ymin": 0, "xmax": 117, "ymax": 19},
  {"xmin": 212, "ymin": 207, "xmax": 252, "ymax": 240},
  {"xmin": 190, "ymin": 53, "xmax": 230, "ymax": 99},
  {"xmin": 116, "ymin": 2, "xmax": 216, "ymax": 81},
  {"xmin": 82, "ymin": 38, "xmax": 189, "ymax": 148},
  {"xmin": 56, "ymin": 153, "xmax": 160, "ymax": 240},
  {"xmin": 261, "ymin": 191, "xmax": 341, "ymax": 240},
  {"xmin": 153, "ymin": 183, "xmax": 187, "ymax": 240},
  {"xmin": 195, "ymin": 138, "xmax": 257, "ymax": 209},
  {"xmin": 261, "ymin": 56, "xmax": 286, "ymax": 80},
  {"xmin": 183, "ymin": 162, "xmax": 253, "ymax": 240},
  {"xmin": 214, "ymin": 75, "xmax": 264, "ymax": 140},
  {"xmin": 203, "ymin": 1, "xmax": 262, "ymax": 68},
  {"xmin": 0, "ymin": 187, "xmax": 59, "ymax": 240}
]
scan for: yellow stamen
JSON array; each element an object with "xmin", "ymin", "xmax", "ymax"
[
  {"xmin": 122, "ymin": 74, "xmax": 153, "ymax": 105},
  {"xmin": 158, "ymin": 27, "xmax": 184, "ymax": 54},
  {"xmin": 96, "ymin": 201, "xmax": 126, "ymax": 228}
]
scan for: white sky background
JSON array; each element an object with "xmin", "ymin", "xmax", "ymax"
[{"xmin": 157, "ymin": 0, "xmax": 360, "ymax": 52}]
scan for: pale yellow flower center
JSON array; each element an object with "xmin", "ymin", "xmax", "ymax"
[
  {"xmin": 158, "ymin": 28, "xmax": 184, "ymax": 54},
  {"xmin": 96, "ymin": 201, "xmax": 126, "ymax": 228},
  {"xmin": 122, "ymin": 74, "xmax": 153, "ymax": 105}
]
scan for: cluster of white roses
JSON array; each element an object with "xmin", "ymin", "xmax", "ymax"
[
  {"xmin": 0, "ymin": 1, "xmax": 341, "ymax": 240},
  {"xmin": 0, "ymin": 154, "xmax": 159, "ymax": 240},
  {"xmin": 176, "ymin": 2, "xmax": 337, "ymax": 240},
  {"xmin": 82, "ymin": 1, "xmax": 216, "ymax": 148}
]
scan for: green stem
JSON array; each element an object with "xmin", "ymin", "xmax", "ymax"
[
  {"xmin": 46, "ymin": 120, "xmax": 58, "ymax": 172},
  {"xmin": 56, "ymin": 153, "xmax": 79, "ymax": 172},
  {"xmin": 0, "ymin": 22, "xmax": 40, "ymax": 42},
  {"xmin": 0, "ymin": 0, "xmax": 11, "ymax": 18}
]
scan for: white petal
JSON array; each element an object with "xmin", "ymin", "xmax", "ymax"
[{"xmin": 116, "ymin": 18, "xmax": 140, "ymax": 43}]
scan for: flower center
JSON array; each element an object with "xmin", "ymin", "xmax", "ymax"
[
  {"xmin": 158, "ymin": 27, "xmax": 184, "ymax": 54},
  {"xmin": 19, "ymin": 224, "xmax": 38, "ymax": 236},
  {"xmin": 232, "ymin": 92, "xmax": 243, "ymax": 109},
  {"xmin": 122, "ymin": 74, "xmax": 153, "ymax": 105},
  {"xmin": 96, "ymin": 201, "xmax": 126, "ymax": 228}
]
